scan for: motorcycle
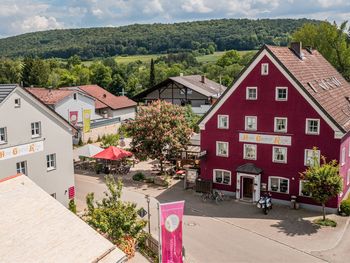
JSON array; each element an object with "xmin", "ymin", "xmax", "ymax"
[{"xmin": 257, "ymin": 192, "xmax": 272, "ymax": 215}]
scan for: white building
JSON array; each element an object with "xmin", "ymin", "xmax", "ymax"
[
  {"xmin": 0, "ymin": 84, "xmax": 75, "ymax": 206},
  {"xmin": 0, "ymin": 174, "xmax": 126, "ymax": 263}
]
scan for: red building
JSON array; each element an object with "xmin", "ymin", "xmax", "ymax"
[{"xmin": 199, "ymin": 43, "xmax": 350, "ymax": 210}]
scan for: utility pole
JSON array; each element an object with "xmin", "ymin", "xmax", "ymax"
[{"xmin": 145, "ymin": 194, "xmax": 151, "ymax": 234}]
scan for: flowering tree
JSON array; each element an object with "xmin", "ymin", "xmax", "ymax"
[
  {"xmin": 127, "ymin": 100, "xmax": 192, "ymax": 173},
  {"xmin": 300, "ymin": 148, "xmax": 342, "ymax": 222}
]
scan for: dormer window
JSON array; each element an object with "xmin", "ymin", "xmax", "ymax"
[{"xmin": 261, "ymin": 63, "xmax": 269, "ymax": 75}]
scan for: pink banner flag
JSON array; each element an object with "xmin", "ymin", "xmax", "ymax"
[
  {"xmin": 69, "ymin": 111, "xmax": 78, "ymax": 126},
  {"xmin": 159, "ymin": 201, "xmax": 185, "ymax": 263}
]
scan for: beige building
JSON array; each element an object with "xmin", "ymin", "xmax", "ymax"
[{"xmin": 0, "ymin": 84, "xmax": 75, "ymax": 206}]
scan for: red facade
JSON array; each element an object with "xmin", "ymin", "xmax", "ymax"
[{"xmin": 200, "ymin": 52, "xmax": 349, "ymax": 209}]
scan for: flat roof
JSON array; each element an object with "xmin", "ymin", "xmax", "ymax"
[{"xmin": 0, "ymin": 174, "xmax": 126, "ymax": 263}]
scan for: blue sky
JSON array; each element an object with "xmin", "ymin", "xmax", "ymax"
[{"xmin": 0, "ymin": 0, "xmax": 349, "ymax": 38}]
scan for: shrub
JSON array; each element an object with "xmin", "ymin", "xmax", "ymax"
[
  {"xmin": 69, "ymin": 199, "xmax": 77, "ymax": 214},
  {"xmin": 78, "ymin": 137, "xmax": 83, "ymax": 146},
  {"xmin": 133, "ymin": 172, "xmax": 145, "ymax": 181},
  {"xmin": 340, "ymin": 199, "xmax": 350, "ymax": 216},
  {"xmin": 96, "ymin": 135, "xmax": 101, "ymax": 142},
  {"xmin": 314, "ymin": 218, "xmax": 337, "ymax": 227},
  {"xmin": 101, "ymin": 133, "xmax": 119, "ymax": 148}
]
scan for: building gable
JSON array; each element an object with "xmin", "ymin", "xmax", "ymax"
[{"xmin": 199, "ymin": 47, "xmax": 343, "ymax": 138}]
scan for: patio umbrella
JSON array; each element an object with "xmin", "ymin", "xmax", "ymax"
[
  {"xmin": 73, "ymin": 144, "xmax": 103, "ymax": 161},
  {"xmin": 92, "ymin": 146, "xmax": 133, "ymax": 161}
]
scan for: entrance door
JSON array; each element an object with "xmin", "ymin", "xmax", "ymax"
[{"xmin": 242, "ymin": 177, "xmax": 253, "ymax": 199}]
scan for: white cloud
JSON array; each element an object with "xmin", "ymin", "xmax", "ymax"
[
  {"xmin": 15, "ymin": 15, "xmax": 62, "ymax": 32},
  {"xmin": 143, "ymin": 0, "xmax": 164, "ymax": 14},
  {"xmin": 92, "ymin": 8, "xmax": 103, "ymax": 17},
  {"xmin": 181, "ymin": 0, "xmax": 212, "ymax": 13}
]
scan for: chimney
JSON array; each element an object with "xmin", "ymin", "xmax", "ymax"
[
  {"xmin": 290, "ymin": 42, "xmax": 303, "ymax": 59},
  {"xmin": 201, "ymin": 75, "xmax": 206, "ymax": 84}
]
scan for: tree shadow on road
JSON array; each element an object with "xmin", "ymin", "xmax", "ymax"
[{"xmin": 270, "ymin": 217, "xmax": 321, "ymax": 236}]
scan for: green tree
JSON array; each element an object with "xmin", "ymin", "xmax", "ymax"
[
  {"xmin": 22, "ymin": 57, "xmax": 50, "ymax": 87},
  {"xmin": 0, "ymin": 58, "xmax": 22, "ymax": 84},
  {"xmin": 300, "ymin": 148, "xmax": 342, "ymax": 221},
  {"xmin": 293, "ymin": 21, "xmax": 350, "ymax": 80},
  {"xmin": 108, "ymin": 74, "xmax": 126, "ymax": 95},
  {"xmin": 127, "ymin": 100, "xmax": 192, "ymax": 173},
  {"xmin": 85, "ymin": 175, "xmax": 146, "ymax": 248},
  {"xmin": 216, "ymin": 50, "xmax": 241, "ymax": 67},
  {"xmin": 22, "ymin": 57, "xmax": 34, "ymax": 87},
  {"xmin": 90, "ymin": 62, "xmax": 112, "ymax": 88},
  {"xmin": 67, "ymin": 55, "xmax": 81, "ymax": 69},
  {"xmin": 184, "ymin": 105, "xmax": 201, "ymax": 133},
  {"xmin": 101, "ymin": 133, "xmax": 119, "ymax": 148},
  {"xmin": 149, "ymin": 58, "xmax": 156, "ymax": 88}
]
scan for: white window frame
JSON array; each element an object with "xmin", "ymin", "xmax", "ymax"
[
  {"xmin": 31, "ymin": 122, "xmax": 41, "ymax": 138},
  {"xmin": 217, "ymin": 115, "xmax": 229, "ymax": 129},
  {"xmin": 261, "ymin": 63, "xmax": 269, "ymax": 75},
  {"xmin": 14, "ymin": 98, "xmax": 21, "ymax": 108},
  {"xmin": 46, "ymin": 153, "xmax": 56, "ymax": 171},
  {"xmin": 347, "ymin": 169, "xmax": 350, "ymax": 186},
  {"xmin": 304, "ymin": 149, "xmax": 320, "ymax": 166},
  {"xmin": 213, "ymin": 169, "xmax": 231, "ymax": 185},
  {"xmin": 216, "ymin": 141, "xmax": 229, "ymax": 157},
  {"xmin": 246, "ymin": 87, "xmax": 257, "ymax": 100},
  {"xmin": 268, "ymin": 176, "xmax": 289, "ymax": 194},
  {"xmin": 272, "ymin": 146, "xmax": 287, "ymax": 164},
  {"xmin": 275, "ymin": 87, "xmax": 288, "ymax": 101},
  {"xmin": 305, "ymin": 118, "xmax": 320, "ymax": 135},
  {"xmin": 274, "ymin": 117, "xmax": 288, "ymax": 133},
  {"xmin": 16, "ymin": 161, "xmax": 27, "ymax": 175},
  {"xmin": 243, "ymin": 144, "xmax": 257, "ymax": 160},
  {"xmin": 299, "ymin": 180, "xmax": 312, "ymax": 197},
  {"xmin": 180, "ymin": 88, "xmax": 193, "ymax": 95},
  {"xmin": 245, "ymin": 116, "xmax": 257, "ymax": 131},
  {"xmin": 341, "ymin": 147, "xmax": 346, "ymax": 166},
  {"xmin": 0, "ymin": 127, "xmax": 7, "ymax": 144}
]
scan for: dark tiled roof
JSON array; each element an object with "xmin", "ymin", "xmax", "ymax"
[
  {"xmin": 236, "ymin": 163, "xmax": 263, "ymax": 175},
  {"xmin": 267, "ymin": 45, "xmax": 350, "ymax": 132},
  {"xmin": 170, "ymin": 75, "xmax": 227, "ymax": 97},
  {"xmin": 0, "ymin": 84, "xmax": 17, "ymax": 104}
]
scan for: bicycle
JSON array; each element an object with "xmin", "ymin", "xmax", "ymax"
[{"xmin": 201, "ymin": 189, "xmax": 225, "ymax": 204}]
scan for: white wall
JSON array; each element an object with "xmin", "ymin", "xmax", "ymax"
[
  {"xmin": 0, "ymin": 88, "xmax": 75, "ymax": 207},
  {"xmin": 54, "ymin": 93, "xmax": 101, "ymax": 123},
  {"xmin": 111, "ymin": 107, "xmax": 136, "ymax": 120}
]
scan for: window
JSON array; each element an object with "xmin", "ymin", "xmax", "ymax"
[
  {"xmin": 31, "ymin": 122, "xmax": 41, "ymax": 138},
  {"xmin": 276, "ymin": 87, "xmax": 288, "ymax": 101},
  {"xmin": 213, "ymin": 169, "xmax": 231, "ymax": 185},
  {"xmin": 299, "ymin": 180, "xmax": 311, "ymax": 197},
  {"xmin": 216, "ymin": 141, "xmax": 228, "ymax": 157},
  {"xmin": 341, "ymin": 147, "xmax": 346, "ymax": 166},
  {"xmin": 0, "ymin": 127, "xmax": 7, "ymax": 144},
  {"xmin": 269, "ymin": 177, "xmax": 289, "ymax": 194},
  {"xmin": 272, "ymin": 146, "xmax": 287, "ymax": 163},
  {"xmin": 14, "ymin": 98, "xmax": 21, "ymax": 108},
  {"xmin": 244, "ymin": 144, "xmax": 257, "ymax": 160},
  {"xmin": 261, "ymin": 63, "xmax": 269, "ymax": 75},
  {"xmin": 274, "ymin": 117, "xmax": 288, "ymax": 133},
  {"xmin": 306, "ymin": 119, "xmax": 320, "ymax": 135},
  {"xmin": 16, "ymin": 161, "xmax": 27, "ymax": 175},
  {"xmin": 46, "ymin": 154, "xmax": 56, "ymax": 171},
  {"xmin": 73, "ymin": 93, "xmax": 77, "ymax": 100},
  {"xmin": 347, "ymin": 169, "xmax": 350, "ymax": 186},
  {"xmin": 217, "ymin": 115, "xmax": 229, "ymax": 129},
  {"xmin": 180, "ymin": 89, "xmax": 192, "ymax": 95},
  {"xmin": 245, "ymin": 116, "xmax": 257, "ymax": 131},
  {"xmin": 304, "ymin": 149, "xmax": 320, "ymax": 166},
  {"xmin": 246, "ymin": 87, "xmax": 257, "ymax": 100}
]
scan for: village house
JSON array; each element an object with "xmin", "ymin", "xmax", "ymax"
[
  {"xmin": 133, "ymin": 75, "xmax": 227, "ymax": 115},
  {"xmin": 0, "ymin": 174, "xmax": 126, "ymax": 263},
  {"xmin": 0, "ymin": 84, "xmax": 75, "ymax": 206},
  {"xmin": 199, "ymin": 42, "xmax": 350, "ymax": 211}
]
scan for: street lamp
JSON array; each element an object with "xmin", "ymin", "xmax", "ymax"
[{"xmin": 145, "ymin": 194, "xmax": 151, "ymax": 234}]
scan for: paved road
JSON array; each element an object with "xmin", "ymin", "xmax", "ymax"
[{"xmin": 75, "ymin": 174, "xmax": 334, "ymax": 263}]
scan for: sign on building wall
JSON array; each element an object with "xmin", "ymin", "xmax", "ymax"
[
  {"xmin": 239, "ymin": 133, "xmax": 292, "ymax": 146},
  {"xmin": 83, "ymin": 109, "xmax": 91, "ymax": 133},
  {"xmin": 0, "ymin": 141, "xmax": 44, "ymax": 161},
  {"xmin": 69, "ymin": 111, "xmax": 78, "ymax": 126}
]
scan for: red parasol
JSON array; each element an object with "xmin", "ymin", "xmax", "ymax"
[{"xmin": 92, "ymin": 146, "xmax": 133, "ymax": 160}]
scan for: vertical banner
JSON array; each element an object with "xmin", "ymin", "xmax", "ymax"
[
  {"xmin": 69, "ymin": 111, "xmax": 78, "ymax": 126},
  {"xmin": 159, "ymin": 201, "xmax": 185, "ymax": 263},
  {"xmin": 83, "ymin": 109, "xmax": 91, "ymax": 133}
]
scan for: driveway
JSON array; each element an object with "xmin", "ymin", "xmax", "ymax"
[{"xmin": 75, "ymin": 170, "xmax": 350, "ymax": 263}]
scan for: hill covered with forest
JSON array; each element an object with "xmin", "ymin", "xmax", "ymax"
[{"xmin": 0, "ymin": 18, "xmax": 319, "ymax": 59}]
